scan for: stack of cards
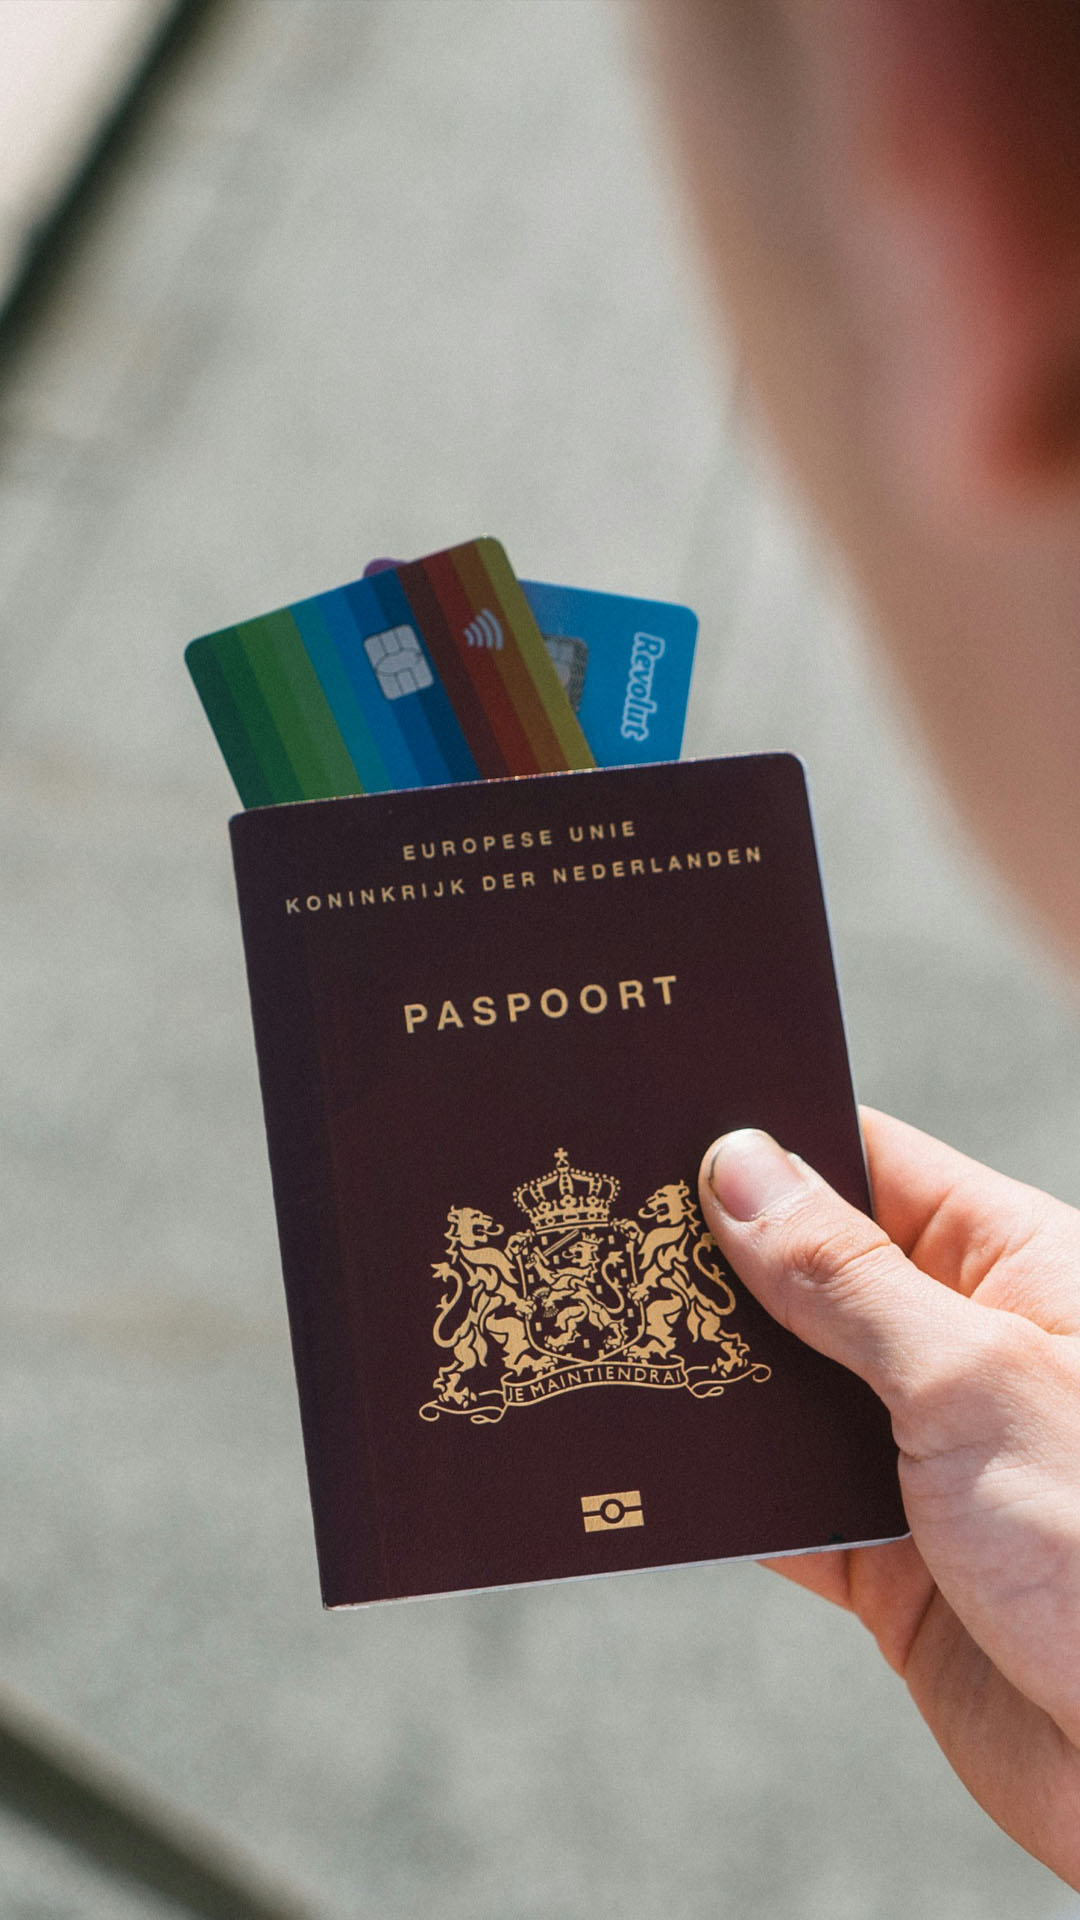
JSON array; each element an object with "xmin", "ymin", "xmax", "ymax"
[{"xmin": 186, "ymin": 538, "xmax": 697, "ymax": 804}]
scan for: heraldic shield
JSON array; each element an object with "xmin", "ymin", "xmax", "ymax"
[{"xmin": 420, "ymin": 1149, "xmax": 771, "ymax": 1424}]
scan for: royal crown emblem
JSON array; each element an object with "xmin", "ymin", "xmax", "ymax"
[
  {"xmin": 420, "ymin": 1149, "xmax": 771, "ymax": 1425},
  {"xmin": 514, "ymin": 1148, "xmax": 618, "ymax": 1231}
]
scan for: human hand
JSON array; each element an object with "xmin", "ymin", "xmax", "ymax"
[{"xmin": 698, "ymin": 1109, "xmax": 1080, "ymax": 1888}]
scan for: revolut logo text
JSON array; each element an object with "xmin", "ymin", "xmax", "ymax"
[{"xmin": 620, "ymin": 633, "xmax": 665, "ymax": 741}]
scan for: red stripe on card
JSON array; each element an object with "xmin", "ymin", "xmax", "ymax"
[
  {"xmin": 416, "ymin": 549, "xmax": 541, "ymax": 774},
  {"xmin": 395, "ymin": 559, "xmax": 507, "ymax": 778},
  {"xmin": 448, "ymin": 544, "xmax": 564, "ymax": 770}
]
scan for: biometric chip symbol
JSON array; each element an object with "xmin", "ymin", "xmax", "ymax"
[
  {"xmin": 581, "ymin": 1490, "xmax": 644, "ymax": 1532},
  {"xmin": 364, "ymin": 625, "xmax": 434, "ymax": 700}
]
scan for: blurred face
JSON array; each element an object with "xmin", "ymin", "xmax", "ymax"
[{"xmin": 644, "ymin": 0, "xmax": 1080, "ymax": 961}]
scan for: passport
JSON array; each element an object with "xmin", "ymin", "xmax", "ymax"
[{"xmin": 230, "ymin": 754, "xmax": 905, "ymax": 1605}]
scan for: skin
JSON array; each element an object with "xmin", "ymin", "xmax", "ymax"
[
  {"xmin": 638, "ymin": 0, "xmax": 1080, "ymax": 1884},
  {"xmin": 700, "ymin": 1117, "xmax": 1080, "ymax": 1886},
  {"xmin": 644, "ymin": 0, "xmax": 1080, "ymax": 961}
]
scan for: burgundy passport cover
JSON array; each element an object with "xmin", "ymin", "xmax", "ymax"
[{"xmin": 230, "ymin": 754, "xmax": 905, "ymax": 1605}]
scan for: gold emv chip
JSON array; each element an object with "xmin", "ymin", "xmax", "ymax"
[{"xmin": 580, "ymin": 1490, "xmax": 644, "ymax": 1532}]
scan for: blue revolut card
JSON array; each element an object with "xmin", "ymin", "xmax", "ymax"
[
  {"xmin": 521, "ymin": 579, "xmax": 696, "ymax": 767},
  {"xmin": 364, "ymin": 560, "xmax": 697, "ymax": 768}
]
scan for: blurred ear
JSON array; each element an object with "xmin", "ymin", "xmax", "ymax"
[{"xmin": 851, "ymin": 0, "xmax": 1080, "ymax": 502}]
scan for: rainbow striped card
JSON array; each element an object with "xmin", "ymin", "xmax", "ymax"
[
  {"xmin": 364, "ymin": 559, "xmax": 698, "ymax": 769},
  {"xmin": 185, "ymin": 538, "xmax": 595, "ymax": 808}
]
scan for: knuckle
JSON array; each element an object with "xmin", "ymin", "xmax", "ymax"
[
  {"xmin": 779, "ymin": 1209, "xmax": 895, "ymax": 1302},
  {"xmin": 968, "ymin": 1306, "xmax": 1036, "ymax": 1373},
  {"xmin": 964, "ymin": 1308, "xmax": 1053, "ymax": 1413},
  {"xmin": 896, "ymin": 1350, "xmax": 979, "ymax": 1451},
  {"xmin": 753, "ymin": 1197, "xmax": 899, "ymax": 1336},
  {"xmin": 897, "ymin": 1308, "xmax": 1043, "ymax": 1456}
]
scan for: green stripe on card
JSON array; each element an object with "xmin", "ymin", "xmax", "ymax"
[
  {"xmin": 207, "ymin": 627, "xmax": 304, "ymax": 803},
  {"xmin": 235, "ymin": 614, "xmax": 334, "ymax": 799},
  {"xmin": 184, "ymin": 638, "xmax": 276, "ymax": 808},
  {"xmin": 257, "ymin": 608, "xmax": 361, "ymax": 799}
]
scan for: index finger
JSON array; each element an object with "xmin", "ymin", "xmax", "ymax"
[{"xmin": 862, "ymin": 1107, "xmax": 1080, "ymax": 1322}]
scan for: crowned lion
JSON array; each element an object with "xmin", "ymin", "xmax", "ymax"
[{"xmin": 429, "ymin": 1206, "xmax": 549, "ymax": 1410}]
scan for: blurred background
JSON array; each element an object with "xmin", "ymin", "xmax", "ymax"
[{"xmin": 2, "ymin": 2, "xmax": 1080, "ymax": 1916}]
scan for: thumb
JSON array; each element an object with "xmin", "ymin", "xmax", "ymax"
[{"xmin": 698, "ymin": 1128, "xmax": 973, "ymax": 1419}]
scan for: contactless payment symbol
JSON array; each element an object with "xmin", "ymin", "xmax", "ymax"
[
  {"xmin": 581, "ymin": 1490, "xmax": 644, "ymax": 1533},
  {"xmin": 463, "ymin": 608, "xmax": 503, "ymax": 651},
  {"xmin": 363, "ymin": 624, "xmax": 435, "ymax": 700},
  {"xmin": 186, "ymin": 537, "xmax": 599, "ymax": 809}
]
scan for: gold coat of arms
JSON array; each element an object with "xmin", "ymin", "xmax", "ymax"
[{"xmin": 420, "ymin": 1149, "xmax": 771, "ymax": 1424}]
